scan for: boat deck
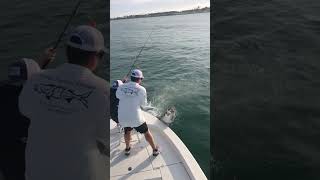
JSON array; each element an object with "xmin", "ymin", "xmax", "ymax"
[
  {"xmin": 110, "ymin": 119, "xmax": 192, "ymax": 180},
  {"xmin": 110, "ymin": 110, "xmax": 208, "ymax": 180}
]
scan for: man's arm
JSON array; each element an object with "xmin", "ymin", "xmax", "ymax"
[
  {"xmin": 37, "ymin": 48, "xmax": 56, "ymax": 69},
  {"xmin": 139, "ymin": 88, "xmax": 148, "ymax": 110},
  {"xmin": 116, "ymin": 85, "xmax": 122, "ymax": 99},
  {"xmin": 96, "ymin": 87, "xmax": 110, "ymax": 156},
  {"xmin": 121, "ymin": 76, "xmax": 128, "ymax": 83},
  {"xmin": 18, "ymin": 79, "xmax": 32, "ymax": 118}
]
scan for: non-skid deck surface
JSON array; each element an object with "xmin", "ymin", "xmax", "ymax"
[{"xmin": 110, "ymin": 122, "xmax": 191, "ymax": 180}]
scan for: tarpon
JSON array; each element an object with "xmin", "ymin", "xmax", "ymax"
[{"xmin": 160, "ymin": 106, "xmax": 176, "ymax": 124}]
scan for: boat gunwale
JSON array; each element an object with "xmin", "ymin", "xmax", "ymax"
[{"xmin": 143, "ymin": 112, "xmax": 207, "ymax": 180}]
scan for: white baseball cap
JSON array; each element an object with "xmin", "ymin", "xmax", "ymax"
[
  {"xmin": 131, "ymin": 69, "xmax": 144, "ymax": 79},
  {"xmin": 66, "ymin": 25, "xmax": 106, "ymax": 53}
]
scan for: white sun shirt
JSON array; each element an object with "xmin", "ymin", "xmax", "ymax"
[
  {"xmin": 19, "ymin": 63, "xmax": 109, "ymax": 180},
  {"xmin": 116, "ymin": 81, "xmax": 147, "ymax": 127}
]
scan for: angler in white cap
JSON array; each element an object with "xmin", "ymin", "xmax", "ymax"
[
  {"xmin": 19, "ymin": 25, "xmax": 109, "ymax": 180},
  {"xmin": 116, "ymin": 69, "xmax": 159, "ymax": 156}
]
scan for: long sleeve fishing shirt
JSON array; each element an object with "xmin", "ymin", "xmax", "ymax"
[
  {"xmin": 116, "ymin": 81, "xmax": 147, "ymax": 127},
  {"xmin": 19, "ymin": 63, "xmax": 109, "ymax": 180}
]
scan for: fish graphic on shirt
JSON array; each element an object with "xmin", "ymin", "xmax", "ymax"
[
  {"xmin": 33, "ymin": 83, "xmax": 92, "ymax": 108},
  {"xmin": 120, "ymin": 86, "xmax": 139, "ymax": 96}
]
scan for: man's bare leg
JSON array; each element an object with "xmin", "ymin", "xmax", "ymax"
[
  {"xmin": 124, "ymin": 130, "xmax": 131, "ymax": 149},
  {"xmin": 144, "ymin": 130, "xmax": 157, "ymax": 150}
]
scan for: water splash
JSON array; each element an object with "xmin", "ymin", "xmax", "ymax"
[{"xmin": 144, "ymin": 102, "xmax": 177, "ymax": 125}]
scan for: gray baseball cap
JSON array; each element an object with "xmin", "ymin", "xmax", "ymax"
[
  {"xmin": 8, "ymin": 58, "xmax": 41, "ymax": 81},
  {"xmin": 66, "ymin": 25, "xmax": 106, "ymax": 53}
]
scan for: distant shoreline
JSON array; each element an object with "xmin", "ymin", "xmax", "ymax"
[{"xmin": 111, "ymin": 7, "xmax": 210, "ymax": 21}]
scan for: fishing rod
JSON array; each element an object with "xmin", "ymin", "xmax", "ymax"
[
  {"xmin": 53, "ymin": 0, "xmax": 82, "ymax": 50},
  {"xmin": 125, "ymin": 29, "xmax": 154, "ymax": 78},
  {"xmin": 42, "ymin": 0, "xmax": 82, "ymax": 69}
]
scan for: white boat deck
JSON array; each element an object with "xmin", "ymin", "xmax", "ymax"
[{"xmin": 110, "ymin": 112, "xmax": 207, "ymax": 180}]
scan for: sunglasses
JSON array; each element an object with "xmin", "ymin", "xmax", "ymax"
[{"xmin": 96, "ymin": 51, "xmax": 105, "ymax": 59}]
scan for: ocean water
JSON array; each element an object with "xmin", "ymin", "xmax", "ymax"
[
  {"xmin": 213, "ymin": 0, "xmax": 320, "ymax": 179},
  {"xmin": 111, "ymin": 13, "xmax": 210, "ymax": 176},
  {"xmin": 0, "ymin": 0, "xmax": 108, "ymax": 80}
]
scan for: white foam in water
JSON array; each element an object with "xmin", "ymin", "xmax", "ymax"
[
  {"xmin": 144, "ymin": 101, "xmax": 177, "ymax": 125},
  {"xmin": 144, "ymin": 102, "xmax": 161, "ymax": 117}
]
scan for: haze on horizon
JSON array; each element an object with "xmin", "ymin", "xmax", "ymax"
[{"xmin": 111, "ymin": 0, "xmax": 210, "ymax": 18}]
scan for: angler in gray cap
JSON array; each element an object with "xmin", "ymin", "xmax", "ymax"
[
  {"xmin": 0, "ymin": 48, "xmax": 55, "ymax": 180},
  {"xmin": 19, "ymin": 25, "xmax": 109, "ymax": 180}
]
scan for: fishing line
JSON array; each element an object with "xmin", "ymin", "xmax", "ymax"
[
  {"xmin": 42, "ymin": 0, "xmax": 82, "ymax": 69},
  {"xmin": 125, "ymin": 28, "xmax": 154, "ymax": 78},
  {"xmin": 118, "ymin": 28, "xmax": 177, "ymax": 125},
  {"xmin": 53, "ymin": 0, "xmax": 82, "ymax": 50}
]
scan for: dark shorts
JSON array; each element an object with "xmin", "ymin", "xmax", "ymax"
[{"xmin": 124, "ymin": 122, "xmax": 148, "ymax": 134}]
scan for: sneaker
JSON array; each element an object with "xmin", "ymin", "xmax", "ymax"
[
  {"xmin": 117, "ymin": 124, "xmax": 122, "ymax": 133},
  {"xmin": 125, "ymin": 147, "xmax": 131, "ymax": 156},
  {"xmin": 153, "ymin": 147, "xmax": 160, "ymax": 156}
]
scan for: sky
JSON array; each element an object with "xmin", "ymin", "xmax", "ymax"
[{"xmin": 110, "ymin": 0, "xmax": 210, "ymax": 18}]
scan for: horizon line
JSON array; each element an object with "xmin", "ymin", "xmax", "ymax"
[{"xmin": 110, "ymin": 5, "xmax": 210, "ymax": 19}]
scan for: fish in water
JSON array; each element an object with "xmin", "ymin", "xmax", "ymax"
[
  {"xmin": 160, "ymin": 106, "xmax": 176, "ymax": 124},
  {"xmin": 33, "ymin": 83, "xmax": 92, "ymax": 108}
]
